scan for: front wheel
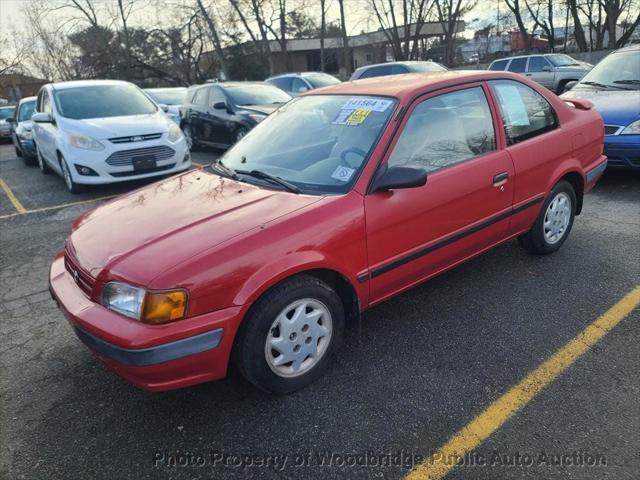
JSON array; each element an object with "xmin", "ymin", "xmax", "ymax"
[
  {"xmin": 60, "ymin": 155, "xmax": 86, "ymax": 194},
  {"xmin": 518, "ymin": 180, "xmax": 576, "ymax": 254},
  {"xmin": 234, "ymin": 275, "xmax": 344, "ymax": 394},
  {"xmin": 235, "ymin": 127, "xmax": 247, "ymax": 143},
  {"xmin": 36, "ymin": 146, "xmax": 52, "ymax": 174},
  {"xmin": 183, "ymin": 124, "xmax": 197, "ymax": 150}
]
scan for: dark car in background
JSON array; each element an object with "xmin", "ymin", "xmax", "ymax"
[
  {"xmin": 0, "ymin": 105, "xmax": 16, "ymax": 142},
  {"xmin": 266, "ymin": 72, "xmax": 340, "ymax": 96},
  {"xmin": 144, "ymin": 87, "xmax": 187, "ymax": 125},
  {"xmin": 350, "ymin": 61, "xmax": 446, "ymax": 80},
  {"xmin": 561, "ymin": 44, "xmax": 640, "ymax": 170},
  {"xmin": 8, "ymin": 96, "xmax": 37, "ymax": 164},
  {"xmin": 180, "ymin": 82, "xmax": 291, "ymax": 149}
]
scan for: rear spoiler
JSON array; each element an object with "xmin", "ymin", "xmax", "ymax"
[{"xmin": 563, "ymin": 98, "xmax": 594, "ymax": 110}]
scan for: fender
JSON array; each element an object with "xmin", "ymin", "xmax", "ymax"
[
  {"xmin": 545, "ymin": 159, "xmax": 586, "ymax": 195},
  {"xmin": 232, "ymin": 250, "xmax": 365, "ymax": 308}
]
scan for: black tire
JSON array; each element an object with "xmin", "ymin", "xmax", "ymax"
[
  {"xmin": 556, "ymin": 80, "xmax": 572, "ymax": 95},
  {"xmin": 183, "ymin": 124, "xmax": 199, "ymax": 151},
  {"xmin": 15, "ymin": 145, "xmax": 22, "ymax": 158},
  {"xmin": 518, "ymin": 180, "xmax": 576, "ymax": 255},
  {"xmin": 59, "ymin": 155, "xmax": 86, "ymax": 194},
  {"xmin": 36, "ymin": 146, "xmax": 52, "ymax": 174},
  {"xmin": 234, "ymin": 275, "xmax": 345, "ymax": 394}
]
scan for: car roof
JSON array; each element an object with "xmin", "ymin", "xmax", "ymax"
[
  {"xmin": 356, "ymin": 60, "xmax": 438, "ymax": 70},
  {"xmin": 615, "ymin": 43, "xmax": 640, "ymax": 53},
  {"xmin": 0, "ymin": 105, "xmax": 15, "ymax": 110},
  {"xmin": 144, "ymin": 87, "xmax": 186, "ymax": 91},
  {"xmin": 47, "ymin": 79, "xmax": 133, "ymax": 90},
  {"xmin": 268, "ymin": 72, "xmax": 332, "ymax": 79},
  {"xmin": 307, "ymin": 70, "xmax": 528, "ymax": 100}
]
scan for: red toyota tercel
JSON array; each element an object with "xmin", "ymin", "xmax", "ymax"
[{"xmin": 50, "ymin": 71, "xmax": 606, "ymax": 394}]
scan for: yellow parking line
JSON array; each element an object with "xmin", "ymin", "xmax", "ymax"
[
  {"xmin": 406, "ymin": 286, "xmax": 640, "ymax": 480},
  {"xmin": 0, "ymin": 195, "xmax": 116, "ymax": 220},
  {"xmin": 0, "ymin": 177, "xmax": 27, "ymax": 214}
]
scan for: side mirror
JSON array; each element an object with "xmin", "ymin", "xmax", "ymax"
[
  {"xmin": 32, "ymin": 112, "xmax": 53, "ymax": 123},
  {"xmin": 372, "ymin": 166, "xmax": 427, "ymax": 193},
  {"xmin": 563, "ymin": 80, "xmax": 578, "ymax": 92},
  {"xmin": 158, "ymin": 103, "xmax": 169, "ymax": 113},
  {"xmin": 542, "ymin": 65, "xmax": 552, "ymax": 72},
  {"xmin": 213, "ymin": 101, "xmax": 228, "ymax": 110}
]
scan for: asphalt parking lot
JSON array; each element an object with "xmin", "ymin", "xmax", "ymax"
[{"xmin": 1, "ymin": 141, "xmax": 638, "ymax": 479}]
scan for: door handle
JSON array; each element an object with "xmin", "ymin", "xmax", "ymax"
[{"xmin": 493, "ymin": 172, "xmax": 509, "ymax": 186}]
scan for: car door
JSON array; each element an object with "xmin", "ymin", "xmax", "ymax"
[
  {"xmin": 207, "ymin": 86, "xmax": 233, "ymax": 145},
  {"xmin": 188, "ymin": 87, "xmax": 209, "ymax": 142},
  {"xmin": 364, "ymin": 83, "xmax": 515, "ymax": 303},
  {"xmin": 488, "ymin": 79, "xmax": 563, "ymax": 235},
  {"xmin": 525, "ymin": 56, "xmax": 554, "ymax": 89},
  {"xmin": 34, "ymin": 89, "xmax": 58, "ymax": 169}
]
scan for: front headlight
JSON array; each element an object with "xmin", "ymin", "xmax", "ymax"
[
  {"xmin": 101, "ymin": 281, "xmax": 188, "ymax": 324},
  {"xmin": 620, "ymin": 120, "xmax": 640, "ymax": 135},
  {"xmin": 167, "ymin": 123, "xmax": 183, "ymax": 142},
  {"xmin": 248, "ymin": 113, "xmax": 267, "ymax": 123},
  {"xmin": 68, "ymin": 133, "xmax": 104, "ymax": 151}
]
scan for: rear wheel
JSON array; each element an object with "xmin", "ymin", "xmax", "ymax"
[
  {"xmin": 15, "ymin": 145, "xmax": 22, "ymax": 158},
  {"xmin": 183, "ymin": 124, "xmax": 198, "ymax": 150},
  {"xmin": 234, "ymin": 275, "xmax": 344, "ymax": 394},
  {"xmin": 518, "ymin": 180, "xmax": 576, "ymax": 254}
]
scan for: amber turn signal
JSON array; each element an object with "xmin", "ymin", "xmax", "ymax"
[{"xmin": 141, "ymin": 290, "xmax": 188, "ymax": 325}]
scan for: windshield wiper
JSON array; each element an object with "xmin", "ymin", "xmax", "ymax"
[
  {"xmin": 209, "ymin": 159, "xmax": 239, "ymax": 180},
  {"xmin": 235, "ymin": 169, "xmax": 302, "ymax": 194},
  {"xmin": 613, "ymin": 80, "xmax": 640, "ymax": 88},
  {"xmin": 579, "ymin": 81, "xmax": 630, "ymax": 90}
]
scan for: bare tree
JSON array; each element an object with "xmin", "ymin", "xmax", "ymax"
[
  {"xmin": 435, "ymin": 0, "xmax": 475, "ymax": 66},
  {"xmin": 320, "ymin": 0, "xmax": 327, "ymax": 71},
  {"xmin": 504, "ymin": 0, "xmax": 532, "ymax": 52},
  {"xmin": 338, "ymin": 0, "xmax": 350, "ymax": 78},
  {"xmin": 524, "ymin": 0, "xmax": 556, "ymax": 51},
  {"xmin": 196, "ymin": 0, "xmax": 230, "ymax": 79}
]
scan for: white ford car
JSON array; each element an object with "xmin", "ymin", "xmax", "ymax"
[{"xmin": 32, "ymin": 80, "xmax": 190, "ymax": 193}]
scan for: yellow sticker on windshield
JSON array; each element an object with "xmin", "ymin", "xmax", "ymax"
[{"xmin": 346, "ymin": 108, "xmax": 371, "ymax": 125}]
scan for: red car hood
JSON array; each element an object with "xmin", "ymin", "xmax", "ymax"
[{"xmin": 68, "ymin": 169, "xmax": 322, "ymax": 283}]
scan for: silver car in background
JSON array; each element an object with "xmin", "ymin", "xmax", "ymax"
[
  {"xmin": 266, "ymin": 72, "xmax": 340, "ymax": 96},
  {"xmin": 144, "ymin": 87, "xmax": 187, "ymax": 125},
  {"xmin": 488, "ymin": 54, "xmax": 592, "ymax": 94}
]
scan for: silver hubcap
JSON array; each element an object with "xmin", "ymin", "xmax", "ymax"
[
  {"xmin": 544, "ymin": 192, "xmax": 571, "ymax": 244},
  {"xmin": 265, "ymin": 298, "xmax": 332, "ymax": 378}
]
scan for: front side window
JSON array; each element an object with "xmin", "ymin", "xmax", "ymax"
[
  {"xmin": 18, "ymin": 101, "xmax": 36, "ymax": 122},
  {"xmin": 490, "ymin": 80, "xmax": 557, "ymax": 144},
  {"xmin": 527, "ymin": 56, "xmax": 550, "ymax": 72},
  {"xmin": 291, "ymin": 77, "xmax": 310, "ymax": 94},
  {"xmin": 270, "ymin": 77, "xmax": 293, "ymax": 91},
  {"xmin": 387, "ymin": 86, "xmax": 496, "ymax": 172},
  {"xmin": 508, "ymin": 58, "xmax": 527, "ymax": 73},
  {"xmin": 219, "ymin": 95, "xmax": 397, "ymax": 194},
  {"xmin": 0, "ymin": 107, "xmax": 15, "ymax": 120},
  {"xmin": 41, "ymin": 91, "xmax": 52, "ymax": 114},
  {"xmin": 360, "ymin": 65, "xmax": 392, "ymax": 79},
  {"xmin": 53, "ymin": 84, "xmax": 158, "ymax": 120},
  {"xmin": 209, "ymin": 87, "xmax": 226, "ymax": 105}
]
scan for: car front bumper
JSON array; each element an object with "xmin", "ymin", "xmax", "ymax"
[
  {"xmin": 604, "ymin": 135, "xmax": 640, "ymax": 169},
  {"xmin": 49, "ymin": 252, "xmax": 243, "ymax": 391}
]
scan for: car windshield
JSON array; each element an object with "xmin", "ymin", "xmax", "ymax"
[
  {"xmin": 146, "ymin": 88, "xmax": 187, "ymax": 105},
  {"xmin": 53, "ymin": 84, "xmax": 158, "ymax": 119},
  {"xmin": 305, "ymin": 74, "xmax": 340, "ymax": 88},
  {"xmin": 17, "ymin": 101, "xmax": 35, "ymax": 122},
  {"xmin": 218, "ymin": 95, "xmax": 397, "ymax": 194},
  {"xmin": 409, "ymin": 62, "xmax": 447, "ymax": 72},
  {"xmin": 546, "ymin": 54, "xmax": 581, "ymax": 67},
  {"xmin": 226, "ymin": 84, "xmax": 291, "ymax": 106},
  {"xmin": 575, "ymin": 50, "xmax": 640, "ymax": 90},
  {"xmin": 0, "ymin": 107, "xmax": 15, "ymax": 120}
]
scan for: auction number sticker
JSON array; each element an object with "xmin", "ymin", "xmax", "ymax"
[
  {"xmin": 343, "ymin": 97, "xmax": 393, "ymax": 112},
  {"xmin": 332, "ymin": 108, "xmax": 372, "ymax": 126},
  {"xmin": 331, "ymin": 165, "xmax": 356, "ymax": 182}
]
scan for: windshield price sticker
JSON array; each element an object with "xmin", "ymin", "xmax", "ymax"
[
  {"xmin": 343, "ymin": 97, "xmax": 393, "ymax": 112},
  {"xmin": 346, "ymin": 109, "xmax": 371, "ymax": 125},
  {"xmin": 331, "ymin": 165, "xmax": 356, "ymax": 182}
]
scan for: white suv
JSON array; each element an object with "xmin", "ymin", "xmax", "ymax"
[{"xmin": 32, "ymin": 80, "xmax": 190, "ymax": 193}]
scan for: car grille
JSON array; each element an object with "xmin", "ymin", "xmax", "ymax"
[
  {"xmin": 604, "ymin": 125, "xmax": 622, "ymax": 136},
  {"xmin": 108, "ymin": 133, "xmax": 163, "ymax": 144},
  {"xmin": 110, "ymin": 163, "xmax": 176, "ymax": 177},
  {"xmin": 105, "ymin": 145, "xmax": 175, "ymax": 167},
  {"xmin": 64, "ymin": 250, "xmax": 95, "ymax": 297}
]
